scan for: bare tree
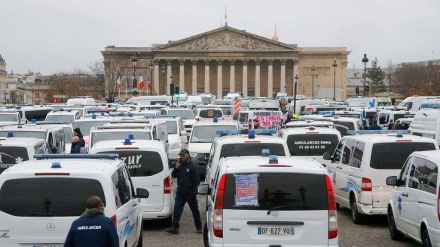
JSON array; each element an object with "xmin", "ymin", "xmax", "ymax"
[
  {"xmin": 384, "ymin": 59, "xmax": 394, "ymax": 91},
  {"xmin": 393, "ymin": 62, "xmax": 440, "ymax": 96}
]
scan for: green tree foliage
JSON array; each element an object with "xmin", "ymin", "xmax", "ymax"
[{"xmin": 367, "ymin": 58, "xmax": 386, "ymax": 93}]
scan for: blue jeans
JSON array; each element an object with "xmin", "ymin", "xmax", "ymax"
[{"xmin": 172, "ymin": 192, "xmax": 202, "ymax": 230}]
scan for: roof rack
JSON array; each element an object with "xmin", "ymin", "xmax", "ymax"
[{"xmin": 34, "ymin": 154, "xmax": 119, "ymax": 160}]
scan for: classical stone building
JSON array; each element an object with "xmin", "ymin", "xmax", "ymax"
[
  {"xmin": 0, "ymin": 54, "xmax": 6, "ymax": 90},
  {"xmin": 102, "ymin": 25, "xmax": 350, "ymax": 100}
]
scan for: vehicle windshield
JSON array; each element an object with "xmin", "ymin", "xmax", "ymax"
[
  {"xmin": 64, "ymin": 126, "xmax": 73, "ymax": 142},
  {"xmin": 287, "ymin": 134, "xmax": 339, "ymax": 156},
  {"xmin": 223, "ymin": 173, "xmax": 327, "ymax": 210},
  {"xmin": 0, "ymin": 178, "xmax": 105, "ymax": 217},
  {"xmin": 370, "ymin": 142, "xmax": 436, "ymax": 169},
  {"xmin": 45, "ymin": 115, "xmax": 75, "ymax": 123},
  {"xmin": 332, "ymin": 121, "xmax": 355, "ymax": 136},
  {"xmin": 167, "ymin": 110, "xmax": 194, "ymax": 119},
  {"xmin": 0, "ymin": 114, "xmax": 19, "ymax": 122},
  {"xmin": 0, "ymin": 147, "xmax": 29, "ymax": 174},
  {"xmin": 220, "ymin": 143, "xmax": 286, "ymax": 157},
  {"xmin": 91, "ymin": 131, "xmax": 151, "ymax": 147},
  {"xmin": 166, "ymin": 121, "xmax": 178, "ymax": 134},
  {"xmin": 198, "ymin": 109, "xmax": 223, "ymax": 118},
  {"xmin": 0, "ymin": 131, "xmax": 46, "ymax": 139},
  {"xmin": 191, "ymin": 125, "xmax": 237, "ymax": 143},
  {"xmin": 73, "ymin": 120, "xmax": 110, "ymax": 136}
]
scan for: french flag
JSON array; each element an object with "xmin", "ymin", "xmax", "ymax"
[{"xmin": 139, "ymin": 72, "xmax": 145, "ymax": 90}]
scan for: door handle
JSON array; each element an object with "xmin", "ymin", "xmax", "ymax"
[
  {"xmin": 401, "ymin": 193, "xmax": 408, "ymax": 197},
  {"xmin": 133, "ymin": 203, "xmax": 138, "ymax": 207}
]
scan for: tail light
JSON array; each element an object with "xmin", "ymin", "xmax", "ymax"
[
  {"xmin": 164, "ymin": 176, "xmax": 171, "ymax": 194},
  {"xmin": 213, "ymin": 174, "xmax": 226, "ymax": 238},
  {"xmin": 110, "ymin": 215, "xmax": 117, "ymax": 228},
  {"xmin": 437, "ymin": 187, "xmax": 440, "ymax": 221},
  {"xmin": 325, "ymin": 175, "xmax": 338, "ymax": 239},
  {"xmin": 361, "ymin": 177, "xmax": 372, "ymax": 191}
]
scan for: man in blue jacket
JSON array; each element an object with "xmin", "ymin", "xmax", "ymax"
[
  {"xmin": 165, "ymin": 149, "xmax": 202, "ymax": 234},
  {"xmin": 64, "ymin": 196, "xmax": 119, "ymax": 247}
]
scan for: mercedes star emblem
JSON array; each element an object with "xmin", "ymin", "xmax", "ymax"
[
  {"xmin": 46, "ymin": 223, "xmax": 55, "ymax": 231},
  {"xmin": 271, "ymin": 211, "xmax": 279, "ymax": 218}
]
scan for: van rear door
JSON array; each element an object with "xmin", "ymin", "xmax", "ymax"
[
  {"xmin": 222, "ymin": 172, "xmax": 330, "ymax": 246},
  {"xmin": 368, "ymin": 141, "xmax": 437, "ymax": 208},
  {"xmin": 0, "ymin": 177, "xmax": 106, "ymax": 245}
]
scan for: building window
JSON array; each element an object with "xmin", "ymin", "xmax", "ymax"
[{"xmin": 35, "ymin": 93, "xmax": 39, "ymax": 99}]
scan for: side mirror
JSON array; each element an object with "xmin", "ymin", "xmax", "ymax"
[
  {"xmin": 323, "ymin": 152, "xmax": 332, "ymax": 160},
  {"xmin": 198, "ymin": 184, "xmax": 211, "ymax": 195},
  {"xmin": 136, "ymin": 188, "xmax": 149, "ymax": 199},
  {"xmin": 50, "ymin": 146, "xmax": 58, "ymax": 154},
  {"xmin": 386, "ymin": 176, "xmax": 398, "ymax": 186}
]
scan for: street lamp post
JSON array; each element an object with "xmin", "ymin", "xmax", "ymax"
[
  {"xmin": 332, "ymin": 59, "xmax": 338, "ymax": 101},
  {"xmin": 362, "ymin": 54, "xmax": 369, "ymax": 97},
  {"xmin": 35, "ymin": 79, "xmax": 42, "ymax": 104},
  {"xmin": 170, "ymin": 74, "xmax": 174, "ymax": 105},
  {"xmin": 149, "ymin": 61, "xmax": 154, "ymax": 96},
  {"xmin": 310, "ymin": 66, "xmax": 318, "ymax": 98},
  {"xmin": 161, "ymin": 64, "xmax": 166, "ymax": 95},
  {"xmin": 131, "ymin": 56, "xmax": 138, "ymax": 96},
  {"xmin": 293, "ymin": 74, "xmax": 298, "ymax": 115}
]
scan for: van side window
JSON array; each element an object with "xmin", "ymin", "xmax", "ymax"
[
  {"xmin": 152, "ymin": 127, "xmax": 157, "ymax": 140},
  {"xmin": 207, "ymin": 143, "xmax": 215, "ymax": 168},
  {"xmin": 350, "ymin": 141, "xmax": 365, "ymax": 168},
  {"xmin": 409, "ymin": 157, "xmax": 424, "ymax": 189},
  {"xmin": 399, "ymin": 157, "xmax": 412, "ymax": 186},
  {"xmin": 342, "ymin": 140, "xmax": 355, "ymax": 165},
  {"xmin": 419, "ymin": 159, "xmax": 438, "ymax": 194},
  {"xmin": 35, "ymin": 143, "xmax": 46, "ymax": 154},
  {"xmin": 113, "ymin": 168, "xmax": 131, "ymax": 205},
  {"xmin": 333, "ymin": 140, "xmax": 345, "ymax": 163}
]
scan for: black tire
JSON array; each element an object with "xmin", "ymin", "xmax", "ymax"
[
  {"xmin": 422, "ymin": 227, "xmax": 432, "ymax": 247},
  {"xmin": 351, "ymin": 199, "xmax": 365, "ymax": 224},
  {"xmin": 136, "ymin": 223, "xmax": 143, "ymax": 247},
  {"xmin": 336, "ymin": 202, "xmax": 340, "ymax": 210},
  {"xmin": 203, "ymin": 223, "xmax": 209, "ymax": 247},
  {"xmin": 387, "ymin": 208, "xmax": 403, "ymax": 240}
]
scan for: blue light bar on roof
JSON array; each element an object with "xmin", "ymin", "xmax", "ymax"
[
  {"xmin": 144, "ymin": 115, "xmax": 178, "ymax": 119},
  {"xmin": 319, "ymin": 111, "xmax": 333, "ymax": 115},
  {"xmin": 253, "ymin": 129, "xmax": 277, "ymax": 135},
  {"xmin": 215, "ymin": 129, "xmax": 242, "ymax": 135},
  {"xmin": 36, "ymin": 121, "xmax": 71, "ymax": 125},
  {"xmin": 33, "ymin": 154, "xmax": 119, "ymax": 159},
  {"xmin": 346, "ymin": 130, "xmax": 409, "ymax": 135},
  {"xmin": 87, "ymin": 110, "xmax": 110, "ymax": 114}
]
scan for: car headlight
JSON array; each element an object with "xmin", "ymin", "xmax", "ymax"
[{"xmin": 169, "ymin": 142, "xmax": 181, "ymax": 150}]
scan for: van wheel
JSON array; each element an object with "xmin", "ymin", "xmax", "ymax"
[
  {"xmin": 387, "ymin": 208, "xmax": 403, "ymax": 240},
  {"xmin": 351, "ymin": 199, "xmax": 364, "ymax": 224},
  {"xmin": 422, "ymin": 227, "xmax": 432, "ymax": 247},
  {"xmin": 136, "ymin": 223, "xmax": 143, "ymax": 247},
  {"xmin": 203, "ymin": 223, "xmax": 209, "ymax": 247},
  {"xmin": 336, "ymin": 202, "xmax": 340, "ymax": 210}
]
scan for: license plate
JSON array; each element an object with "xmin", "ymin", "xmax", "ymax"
[{"xmin": 258, "ymin": 227, "xmax": 294, "ymax": 235}]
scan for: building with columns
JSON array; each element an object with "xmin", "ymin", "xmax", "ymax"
[
  {"xmin": 102, "ymin": 25, "xmax": 350, "ymax": 100},
  {"xmin": 0, "ymin": 54, "xmax": 6, "ymax": 90}
]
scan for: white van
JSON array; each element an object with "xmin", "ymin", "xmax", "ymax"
[
  {"xmin": 323, "ymin": 133, "xmax": 438, "ymax": 224},
  {"xmin": 66, "ymin": 97, "xmax": 96, "ymax": 106},
  {"xmin": 409, "ymin": 109, "xmax": 440, "ymax": 145},
  {"xmin": 0, "ymin": 154, "xmax": 147, "ymax": 246},
  {"xmin": 374, "ymin": 110, "xmax": 416, "ymax": 129},
  {"xmin": 399, "ymin": 96, "xmax": 440, "ymax": 111},
  {"xmin": 0, "ymin": 137, "xmax": 51, "ymax": 174},
  {"xmin": 45, "ymin": 110, "xmax": 80, "ymax": 123},
  {"xmin": 90, "ymin": 139, "xmax": 173, "ymax": 225},
  {"xmin": 199, "ymin": 155, "xmax": 338, "ymax": 247},
  {"xmin": 289, "ymin": 99, "xmax": 326, "ymax": 115},
  {"xmin": 279, "ymin": 126, "xmax": 341, "ymax": 165},
  {"xmin": 386, "ymin": 150, "xmax": 440, "ymax": 246},
  {"xmin": 237, "ymin": 110, "xmax": 283, "ymax": 130}
]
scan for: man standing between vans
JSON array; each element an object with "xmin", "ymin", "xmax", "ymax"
[
  {"xmin": 369, "ymin": 120, "xmax": 382, "ymax": 130},
  {"xmin": 165, "ymin": 149, "xmax": 202, "ymax": 234},
  {"xmin": 64, "ymin": 196, "xmax": 119, "ymax": 247}
]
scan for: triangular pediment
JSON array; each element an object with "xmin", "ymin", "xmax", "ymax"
[{"xmin": 155, "ymin": 26, "xmax": 296, "ymax": 51}]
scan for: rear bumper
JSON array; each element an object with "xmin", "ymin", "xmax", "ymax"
[
  {"xmin": 357, "ymin": 203, "xmax": 387, "ymax": 215},
  {"xmin": 141, "ymin": 203, "xmax": 173, "ymax": 220}
]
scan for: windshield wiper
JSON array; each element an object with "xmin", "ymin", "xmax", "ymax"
[{"xmin": 267, "ymin": 204, "xmax": 293, "ymax": 215}]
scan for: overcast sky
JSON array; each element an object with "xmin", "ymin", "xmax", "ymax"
[{"xmin": 1, "ymin": 0, "xmax": 439, "ymax": 75}]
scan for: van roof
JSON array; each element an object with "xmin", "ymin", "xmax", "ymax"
[
  {"xmin": 215, "ymin": 135, "xmax": 286, "ymax": 144},
  {"xmin": 220, "ymin": 156, "xmax": 325, "ymax": 175},
  {"xmin": 412, "ymin": 150, "xmax": 440, "ymax": 163},
  {"xmin": 193, "ymin": 119, "xmax": 237, "ymax": 126},
  {"xmin": 1, "ymin": 158, "xmax": 121, "ymax": 176},
  {"xmin": 281, "ymin": 126, "xmax": 341, "ymax": 135},
  {"xmin": 0, "ymin": 137, "xmax": 46, "ymax": 146},
  {"xmin": 343, "ymin": 134, "xmax": 438, "ymax": 144},
  {"xmin": 91, "ymin": 139, "xmax": 165, "ymax": 151}
]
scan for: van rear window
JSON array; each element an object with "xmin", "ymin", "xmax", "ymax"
[
  {"xmin": 0, "ymin": 178, "xmax": 105, "ymax": 217},
  {"xmin": 199, "ymin": 109, "xmax": 223, "ymax": 118},
  {"xmin": 0, "ymin": 147, "xmax": 29, "ymax": 174},
  {"xmin": 99, "ymin": 151, "xmax": 163, "ymax": 177},
  {"xmin": 370, "ymin": 142, "xmax": 436, "ymax": 169},
  {"xmin": 220, "ymin": 143, "xmax": 285, "ymax": 158},
  {"xmin": 287, "ymin": 134, "xmax": 339, "ymax": 156},
  {"xmin": 223, "ymin": 173, "xmax": 327, "ymax": 210}
]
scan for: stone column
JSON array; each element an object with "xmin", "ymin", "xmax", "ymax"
[
  {"xmin": 268, "ymin": 59, "xmax": 274, "ymax": 97},
  {"xmin": 166, "ymin": 60, "xmax": 172, "ymax": 95},
  {"xmin": 293, "ymin": 59, "xmax": 299, "ymax": 96},
  {"xmin": 230, "ymin": 60, "xmax": 235, "ymax": 93},
  {"xmin": 255, "ymin": 60, "xmax": 261, "ymax": 97},
  {"xmin": 153, "ymin": 60, "xmax": 160, "ymax": 96},
  {"xmin": 280, "ymin": 60, "xmax": 286, "ymax": 93},
  {"xmin": 179, "ymin": 60, "xmax": 185, "ymax": 93},
  {"xmin": 242, "ymin": 60, "xmax": 248, "ymax": 97},
  {"xmin": 217, "ymin": 60, "xmax": 223, "ymax": 99},
  {"xmin": 204, "ymin": 60, "xmax": 210, "ymax": 93},
  {"xmin": 192, "ymin": 60, "xmax": 197, "ymax": 95}
]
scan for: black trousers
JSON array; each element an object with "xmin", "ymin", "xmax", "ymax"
[{"xmin": 172, "ymin": 192, "xmax": 202, "ymax": 230}]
